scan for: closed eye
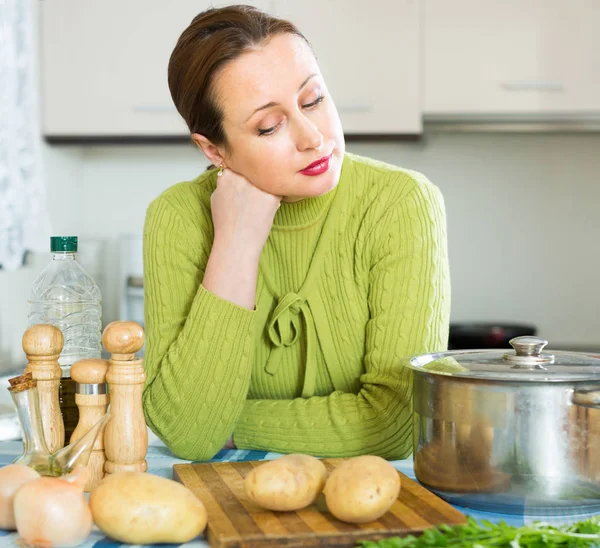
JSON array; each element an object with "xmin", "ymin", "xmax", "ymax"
[
  {"xmin": 258, "ymin": 125, "xmax": 278, "ymax": 136},
  {"xmin": 303, "ymin": 95, "xmax": 324, "ymax": 109},
  {"xmin": 257, "ymin": 95, "xmax": 325, "ymax": 136}
]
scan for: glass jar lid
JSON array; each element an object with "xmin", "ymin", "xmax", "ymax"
[{"xmin": 407, "ymin": 336, "xmax": 600, "ymax": 382}]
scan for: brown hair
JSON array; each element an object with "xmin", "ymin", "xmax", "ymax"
[{"xmin": 168, "ymin": 4, "xmax": 309, "ymax": 149}]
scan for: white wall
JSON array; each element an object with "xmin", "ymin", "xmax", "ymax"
[{"xmin": 1, "ymin": 131, "xmax": 600, "ymax": 371}]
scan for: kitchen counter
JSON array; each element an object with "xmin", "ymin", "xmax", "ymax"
[{"xmin": 0, "ymin": 437, "xmax": 598, "ymax": 547}]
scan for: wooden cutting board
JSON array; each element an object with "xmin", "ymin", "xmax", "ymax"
[{"xmin": 173, "ymin": 459, "xmax": 466, "ymax": 547}]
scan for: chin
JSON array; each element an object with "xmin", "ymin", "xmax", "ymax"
[
  {"xmin": 318, "ymin": 174, "xmax": 339, "ymax": 196},
  {"xmin": 306, "ymin": 170, "xmax": 339, "ymax": 198},
  {"xmin": 285, "ymin": 174, "xmax": 337, "ymax": 202}
]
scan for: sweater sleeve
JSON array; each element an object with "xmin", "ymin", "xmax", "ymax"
[
  {"xmin": 142, "ymin": 195, "xmax": 256, "ymax": 460},
  {"xmin": 233, "ymin": 178, "xmax": 450, "ymax": 459}
]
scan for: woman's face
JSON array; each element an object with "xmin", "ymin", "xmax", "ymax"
[{"xmin": 194, "ymin": 33, "xmax": 345, "ymax": 202}]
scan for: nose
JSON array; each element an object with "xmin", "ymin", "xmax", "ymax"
[{"xmin": 294, "ymin": 115, "xmax": 323, "ymax": 151}]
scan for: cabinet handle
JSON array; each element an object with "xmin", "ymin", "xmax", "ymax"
[
  {"xmin": 337, "ymin": 104, "xmax": 373, "ymax": 113},
  {"xmin": 501, "ymin": 81, "xmax": 565, "ymax": 92},
  {"xmin": 132, "ymin": 105, "xmax": 177, "ymax": 112}
]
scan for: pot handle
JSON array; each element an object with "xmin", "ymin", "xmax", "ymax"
[{"xmin": 572, "ymin": 389, "xmax": 600, "ymax": 409}]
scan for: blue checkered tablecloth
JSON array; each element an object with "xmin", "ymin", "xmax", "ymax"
[{"xmin": 0, "ymin": 438, "xmax": 598, "ymax": 547}]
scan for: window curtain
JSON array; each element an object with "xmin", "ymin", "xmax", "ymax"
[{"xmin": 0, "ymin": 0, "xmax": 50, "ymax": 270}]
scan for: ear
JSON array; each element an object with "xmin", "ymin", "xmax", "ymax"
[{"xmin": 192, "ymin": 133, "xmax": 226, "ymax": 167}]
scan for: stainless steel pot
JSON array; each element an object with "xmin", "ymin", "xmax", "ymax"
[{"xmin": 407, "ymin": 336, "xmax": 600, "ymax": 515}]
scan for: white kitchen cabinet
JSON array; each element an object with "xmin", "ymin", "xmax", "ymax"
[
  {"xmin": 40, "ymin": 1, "xmax": 272, "ymax": 138},
  {"xmin": 41, "ymin": 0, "xmax": 421, "ymax": 139},
  {"xmin": 273, "ymin": 0, "xmax": 422, "ymax": 134},
  {"xmin": 423, "ymin": 0, "xmax": 600, "ymax": 118}
]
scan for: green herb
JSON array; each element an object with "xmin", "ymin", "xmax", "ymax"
[{"xmin": 357, "ymin": 516, "xmax": 600, "ymax": 547}]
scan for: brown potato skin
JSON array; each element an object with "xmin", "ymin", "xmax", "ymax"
[
  {"xmin": 323, "ymin": 455, "xmax": 401, "ymax": 523},
  {"xmin": 244, "ymin": 454, "xmax": 328, "ymax": 511},
  {"xmin": 90, "ymin": 472, "xmax": 207, "ymax": 544}
]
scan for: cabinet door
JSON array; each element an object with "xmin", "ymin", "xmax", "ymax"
[
  {"xmin": 41, "ymin": 1, "xmax": 272, "ymax": 137},
  {"xmin": 273, "ymin": 0, "xmax": 421, "ymax": 134},
  {"xmin": 423, "ymin": 0, "xmax": 600, "ymax": 117}
]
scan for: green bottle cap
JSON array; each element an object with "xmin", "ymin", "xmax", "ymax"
[{"xmin": 50, "ymin": 236, "xmax": 78, "ymax": 253}]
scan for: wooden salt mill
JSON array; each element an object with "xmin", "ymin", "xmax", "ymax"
[
  {"xmin": 70, "ymin": 358, "xmax": 110, "ymax": 491},
  {"xmin": 23, "ymin": 324, "xmax": 65, "ymax": 453},
  {"xmin": 103, "ymin": 321, "xmax": 147, "ymax": 474}
]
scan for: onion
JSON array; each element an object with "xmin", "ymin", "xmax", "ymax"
[
  {"xmin": 0, "ymin": 464, "xmax": 40, "ymax": 530},
  {"xmin": 14, "ymin": 466, "xmax": 93, "ymax": 547}
]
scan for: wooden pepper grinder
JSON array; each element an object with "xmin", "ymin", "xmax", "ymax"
[
  {"xmin": 70, "ymin": 358, "xmax": 110, "ymax": 491},
  {"xmin": 22, "ymin": 324, "xmax": 65, "ymax": 453},
  {"xmin": 103, "ymin": 321, "xmax": 147, "ymax": 474}
]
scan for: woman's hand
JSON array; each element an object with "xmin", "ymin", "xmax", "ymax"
[
  {"xmin": 210, "ymin": 168, "xmax": 281, "ymax": 256},
  {"xmin": 202, "ymin": 168, "xmax": 281, "ymax": 310}
]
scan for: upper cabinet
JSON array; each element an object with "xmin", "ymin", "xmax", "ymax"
[
  {"xmin": 40, "ymin": 1, "xmax": 273, "ymax": 138},
  {"xmin": 272, "ymin": 0, "xmax": 422, "ymax": 134},
  {"xmin": 41, "ymin": 0, "xmax": 421, "ymax": 139},
  {"xmin": 41, "ymin": 1, "xmax": 600, "ymax": 139},
  {"xmin": 423, "ymin": 0, "xmax": 600, "ymax": 118}
]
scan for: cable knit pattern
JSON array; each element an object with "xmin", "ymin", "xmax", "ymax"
[{"xmin": 143, "ymin": 153, "xmax": 450, "ymax": 461}]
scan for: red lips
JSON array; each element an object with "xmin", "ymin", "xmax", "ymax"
[{"xmin": 299, "ymin": 154, "xmax": 332, "ymax": 176}]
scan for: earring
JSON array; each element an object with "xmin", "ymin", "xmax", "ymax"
[{"xmin": 217, "ymin": 164, "xmax": 225, "ymax": 177}]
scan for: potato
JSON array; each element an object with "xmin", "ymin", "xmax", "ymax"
[
  {"xmin": 244, "ymin": 454, "xmax": 327, "ymax": 511},
  {"xmin": 89, "ymin": 472, "xmax": 207, "ymax": 544},
  {"xmin": 323, "ymin": 455, "xmax": 401, "ymax": 523}
]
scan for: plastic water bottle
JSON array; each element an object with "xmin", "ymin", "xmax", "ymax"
[{"xmin": 28, "ymin": 236, "xmax": 102, "ymax": 440}]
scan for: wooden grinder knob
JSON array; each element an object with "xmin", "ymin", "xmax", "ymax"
[
  {"xmin": 102, "ymin": 321, "xmax": 147, "ymax": 474},
  {"xmin": 71, "ymin": 358, "xmax": 109, "ymax": 385},
  {"xmin": 71, "ymin": 358, "xmax": 110, "ymax": 491},
  {"xmin": 102, "ymin": 321, "xmax": 145, "ymax": 359},
  {"xmin": 22, "ymin": 324, "xmax": 63, "ymax": 359},
  {"xmin": 23, "ymin": 324, "xmax": 65, "ymax": 453}
]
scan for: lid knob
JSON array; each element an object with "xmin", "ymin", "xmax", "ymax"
[
  {"xmin": 503, "ymin": 336, "xmax": 555, "ymax": 367},
  {"xmin": 510, "ymin": 336, "xmax": 548, "ymax": 357}
]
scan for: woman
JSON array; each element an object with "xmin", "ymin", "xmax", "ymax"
[{"xmin": 142, "ymin": 4, "xmax": 450, "ymax": 461}]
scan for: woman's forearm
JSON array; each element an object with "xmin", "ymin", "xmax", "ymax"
[{"xmin": 202, "ymin": 236, "xmax": 262, "ymax": 310}]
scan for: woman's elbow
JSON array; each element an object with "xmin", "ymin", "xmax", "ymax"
[
  {"xmin": 166, "ymin": 437, "xmax": 221, "ymax": 461},
  {"xmin": 143, "ymin": 402, "xmax": 222, "ymax": 461}
]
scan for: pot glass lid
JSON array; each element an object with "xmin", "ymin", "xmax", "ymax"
[{"xmin": 407, "ymin": 337, "xmax": 600, "ymax": 382}]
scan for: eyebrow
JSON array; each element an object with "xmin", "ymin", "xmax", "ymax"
[{"xmin": 244, "ymin": 73, "xmax": 318, "ymax": 122}]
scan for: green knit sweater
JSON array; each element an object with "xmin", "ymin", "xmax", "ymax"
[{"xmin": 142, "ymin": 152, "xmax": 450, "ymax": 461}]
